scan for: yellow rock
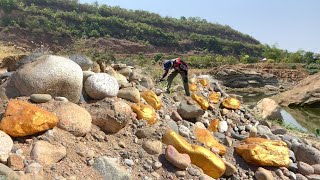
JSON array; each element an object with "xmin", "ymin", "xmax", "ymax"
[
  {"xmin": 208, "ymin": 119, "xmax": 219, "ymax": 132},
  {"xmin": 189, "ymin": 83, "xmax": 198, "ymax": 92},
  {"xmin": 194, "ymin": 128, "xmax": 226, "ymax": 156},
  {"xmin": 199, "ymin": 78, "xmax": 209, "ymax": 86},
  {"xmin": 236, "ymin": 137, "xmax": 290, "ymax": 167},
  {"xmin": 222, "ymin": 97, "xmax": 240, "ymax": 110},
  {"xmin": 131, "ymin": 103, "xmax": 157, "ymax": 125},
  {"xmin": 162, "ymin": 129, "xmax": 226, "ymax": 178},
  {"xmin": 209, "ymin": 92, "xmax": 220, "ymax": 104},
  {"xmin": 141, "ymin": 90, "xmax": 162, "ymax": 110},
  {"xmin": 191, "ymin": 94, "xmax": 209, "ymax": 110},
  {"xmin": 0, "ymin": 100, "xmax": 58, "ymax": 137}
]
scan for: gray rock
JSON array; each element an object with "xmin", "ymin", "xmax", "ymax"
[
  {"xmin": 187, "ymin": 166, "xmax": 201, "ymax": 177},
  {"xmin": 25, "ymin": 162, "xmax": 43, "ymax": 174},
  {"xmin": 0, "ymin": 163, "xmax": 20, "ymax": 180},
  {"xmin": 167, "ymin": 120, "xmax": 179, "ymax": 133},
  {"xmin": 0, "ymin": 131, "xmax": 13, "ymax": 156},
  {"xmin": 176, "ymin": 171, "xmax": 186, "ymax": 177},
  {"xmin": 293, "ymin": 144, "xmax": 320, "ymax": 165},
  {"xmin": 69, "ymin": 54, "xmax": 93, "ymax": 71},
  {"xmin": 135, "ymin": 128, "xmax": 154, "ymax": 139},
  {"xmin": 231, "ymin": 131, "xmax": 247, "ymax": 141},
  {"xmin": 295, "ymin": 173, "xmax": 308, "ymax": 180},
  {"xmin": 11, "ymin": 55, "xmax": 83, "ymax": 103},
  {"xmin": 152, "ymin": 161, "xmax": 162, "ymax": 170},
  {"xmin": 312, "ymin": 164, "xmax": 320, "ymax": 174},
  {"xmin": 85, "ymin": 73, "xmax": 119, "ymax": 99},
  {"xmin": 83, "ymin": 71, "xmax": 95, "ymax": 82},
  {"xmin": 306, "ymin": 174, "xmax": 320, "ymax": 180},
  {"xmin": 30, "ymin": 94, "xmax": 52, "ymax": 103},
  {"xmin": 298, "ymin": 161, "xmax": 314, "ymax": 175},
  {"xmin": 93, "ymin": 156, "xmax": 131, "ymax": 180},
  {"xmin": 177, "ymin": 102, "xmax": 205, "ymax": 122},
  {"xmin": 124, "ymin": 159, "xmax": 134, "ymax": 167},
  {"xmin": 289, "ymin": 150, "xmax": 296, "ymax": 162},
  {"xmin": 255, "ymin": 167, "xmax": 273, "ymax": 180},
  {"xmin": 272, "ymin": 128, "xmax": 287, "ymax": 135},
  {"xmin": 178, "ymin": 125, "xmax": 190, "ymax": 137},
  {"xmin": 140, "ymin": 76, "xmax": 154, "ymax": 89},
  {"xmin": 289, "ymin": 162, "xmax": 298, "ymax": 172},
  {"xmin": 256, "ymin": 125, "xmax": 272, "ymax": 135},
  {"xmin": 117, "ymin": 87, "xmax": 140, "ymax": 103},
  {"xmin": 223, "ymin": 160, "xmax": 237, "ymax": 176}
]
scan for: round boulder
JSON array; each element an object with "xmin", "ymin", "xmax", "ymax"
[
  {"xmin": 85, "ymin": 73, "xmax": 119, "ymax": 100},
  {"xmin": 54, "ymin": 102, "xmax": 92, "ymax": 136},
  {"xmin": 69, "ymin": 54, "xmax": 93, "ymax": 71},
  {"xmin": 11, "ymin": 55, "xmax": 83, "ymax": 103}
]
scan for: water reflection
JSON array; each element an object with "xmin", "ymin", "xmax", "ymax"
[{"xmin": 229, "ymin": 91, "xmax": 320, "ymax": 134}]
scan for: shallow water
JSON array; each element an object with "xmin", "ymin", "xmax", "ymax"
[{"xmin": 229, "ymin": 91, "xmax": 320, "ymax": 134}]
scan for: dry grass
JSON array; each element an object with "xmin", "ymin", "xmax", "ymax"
[{"xmin": 0, "ymin": 42, "xmax": 27, "ymax": 61}]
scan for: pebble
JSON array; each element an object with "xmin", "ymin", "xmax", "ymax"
[
  {"xmin": 218, "ymin": 120, "xmax": 228, "ymax": 133},
  {"xmin": 187, "ymin": 166, "xmax": 201, "ymax": 176},
  {"xmin": 295, "ymin": 173, "xmax": 308, "ymax": 180},
  {"xmin": 178, "ymin": 125, "xmax": 190, "ymax": 137},
  {"xmin": 124, "ymin": 159, "xmax": 134, "ymax": 167},
  {"xmin": 176, "ymin": 171, "xmax": 186, "ymax": 177},
  {"xmin": 152, "ymin": 161, "xmax": 162, "ymax": 170},
  {"xmin": 223, "ymin": 160, "xmax": 237, "ymax": 176},
  {"xmin": 312, "ymin": 164, "xmax": 320, "ymax": 174},
  {"xmin": 298, "ymin": 161, "xmax": 314, "ymax": 175},
  {"xmin": 255, "ymin": 167, "xmax": 273, "ymax": 180},
  {"xmin": 142, "ymin": 140, "xmax": 162, "ymax": 155}
]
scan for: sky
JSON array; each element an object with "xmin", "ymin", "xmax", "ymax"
[{"xmin": 80, "ymin": 0, "xmax": 320, "ymax": 53}]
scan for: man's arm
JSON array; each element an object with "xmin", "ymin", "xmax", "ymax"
[{"xmin": 159, "ymin": 69, "xmax": 169, "ymax": 81}]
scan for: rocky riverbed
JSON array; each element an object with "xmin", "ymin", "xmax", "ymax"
[{"xmin": 0, "ymin": 54, "xmax": 319, "ymax": 180}]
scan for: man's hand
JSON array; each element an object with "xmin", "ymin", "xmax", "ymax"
[{"xmin": 156, "ymin": 78, "xmax": 164, "ymax": 83}]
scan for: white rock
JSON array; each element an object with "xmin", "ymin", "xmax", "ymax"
[
  {"xmin": 179, "ymin": 125, "xmax": 190, "ymax": 137},
  {"xmin": 0, "ymin": 131, "xmax": 13, "ymax": 156},
  {"xmin": 85, "ymin": 73, "xmax": 119, "ymax": 99},
  {"xmin": 218, "ymin": 120, "xmax": 228, "ymax": 133}
]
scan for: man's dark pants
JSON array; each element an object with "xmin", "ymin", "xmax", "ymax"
[{"xmin": 166, "ymin": 70, "xmax": 190, "ymax": 96}]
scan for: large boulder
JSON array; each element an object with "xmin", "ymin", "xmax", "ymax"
[
  {"xmin": 54, "ymin": 102, "xmax": 92, "ymax": 137},
  {"xmin": 69, "ymin": 54, "xmax": 93, "ymax": 71},
  {"xmin": 254, "ymin": 98, "xmax": 282, "ymax": 120},
  {"xmin": 0, "ymin": 100, "xmax": 59, "ymax": 137},
  {"xmin": 10, "ymin": 55, "xmax": 83, "ymax": 103},
  {"xmin": 212, "ymin": 67, "xmax": 278, "ymax": 88},
  {"xmin": 83, "ymin": 98, "xmax": 133, "ymax": 134},
  {"xmin": 272, "ymin": 72, "xmax": 320, "ymax": 107},
  {"xmin": 84, "ymin": 73, "xmax": 119, "ymax": 100}
]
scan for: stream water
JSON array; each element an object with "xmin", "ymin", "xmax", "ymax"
[{"xmin": 229, "ymin": 91, "xmax": 320, "ymax": 134}]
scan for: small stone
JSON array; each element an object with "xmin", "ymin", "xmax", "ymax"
[
  {"xmin": 8, "ymin": 154, "xmax": 24, "ymax": 171},
  {"xmin": 223, "ymin": 160, "xmax": 237, "ymax": 176},
  {"xmin": 171, "ymin": 111, "xmax": 183, "ymax": 122},
  {"xmin": 152, "ymin": 161, "xmax": 162, "ymax": 170},
  {"xmin": 165, "ymin": 145, "xmax": 191, "ymax": 170},
  {"xmin": 295, "ymin": 173, "xmax": 308, "ymax": 180},
  {"xmin": 298, "ymin": 161, "xmax": 314, "ymax": 175},
  {"xmin": 218, "ymin": 120, "xmax": 228, "ymax": 133},
  {"xmin": 289, "ymin": 162, "xmax": 298, "ymax": 172},
  {"xmin": 30, "ymin": 94, "xmax": 52, "ymax": 103},
  {"xmin": 195, "ymin": 122, "xmax": 206, "ymax": 129},
  {"xmin": 199, "ymin": 174, "xmax": 215, "ymax": 180},
  {"xmin": 0, "ymin": 131, "xmax": 13, "ymax": 155},
  {"xmin": 142, "ymin": 140, "xmax": 162, "ymax": 155},
  {"xmin": 25, "ymin": 162, "xmax": 43, "ymax": 174},
  {"xmin": 124, "ymin": 159, "xmax": 134, "ymax": 167},
  {"xmin": 224, "ymin": 136, "xmax": 233, "ymax": 147},
  {"xmin": 176, "ymin": 171, "xmax": 186, "ymax": 177},
  {"xmin": 312, "ymin": 164, "xmax": 320, "ymax": 174},
  {"xmin": 135, "ymin": 128, "xmax": 154, "ymax": 139},
  {"xmin": 255, "ymin": 167, "xmax": 273, "ymax": 180},
  {"xmin": 187, "ymin": 166, "xmax": 201, "ymax": 176},
  {"xmin": 306, "ymin": 174, "xmax": 320, "ymax": 180},
  {"xmin": 54, "ymin": 97, "xmax": 68, "ymax": 102},
  {"xmin": 178, "ymin": 125, "xmax": 190, "ymax": 137},
  {"xmin": 272, "ymin": 128, "xmax": 287, "ymax": 135},
  {"xmin": 151, "ymin": 172, "xmax": 160, "ymax": 179},
  {"xmin": 118, "ymin": 141, "xmax": 126, "ymax": 148},
  {"xmin": 167, "ymin": 120, "xmax": 179, "ymax": 133}
]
